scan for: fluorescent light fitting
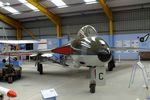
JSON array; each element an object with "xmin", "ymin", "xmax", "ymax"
[
  {"xmin": 3, "ymin": 6, "xmax": 20, "ymax": 14},
  {"xmin": 51, "ymin": 0, "xmax": 68, "ymax": 8},
  {"xmin": 84, "ymin": 0, "xmax": 97, "ymax": 4}
]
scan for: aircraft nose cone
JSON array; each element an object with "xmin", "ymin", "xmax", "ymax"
[
  {"xmin": 7, "ymin": 90, "xmax": 17, "ymax": 98},
  {"xmin": 97, "ymin": 49, "xmax": 111, "ymax": 62}
]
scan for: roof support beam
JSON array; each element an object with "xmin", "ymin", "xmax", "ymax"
[
  {"xmin": 0, "ymin": 12, "xmax": 36, "ymax": 39},
  {"xmin": 0, "ymin": 12, "xmax": 23, "ymax": 39},
  {"xmin": 27, "ymin": 0, "xmax": 62, "ymax": 37},
  {"xmin": 16, "ymin": 28, "xmax": 23, "ymax": 40},
  {"xmin": 98, "ymin": 0, "xmax": 113, "ymax": 35}
]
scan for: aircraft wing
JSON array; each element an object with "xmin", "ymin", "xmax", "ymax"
[
  {"xmin": 0, "ymin": 49, "xmax": 52, "ymax": 56},
  {"xmin": 0, "ymin": 40, "xmax": 39, "ymax": 44},
  {"xmin": 1, "ymin": 46, "xmax": 148, "ymax": 56},
  {"xmin": 110, "ymin": 47, "xmax": 149, "ymax": 51}
]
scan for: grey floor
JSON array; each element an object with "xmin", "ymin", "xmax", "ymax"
[{"xmin": 1, "ymin": 60, "xmax": 150, "ymax": 100}]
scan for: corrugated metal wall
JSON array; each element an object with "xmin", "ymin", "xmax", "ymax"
[
  {"xmin": 114, "ymin": 8, "xmax": 150, "ymax": 33},
  {"xmin": 0, "ymin": 7, "xmax": 150, "ymax": 39},
  {"xmin": 0, "ymin": 22, "xmax": 16, "ymax": 39},
  {"xmin": 22, "ymin": 8, "xmax": 150, "ymax": 39}
]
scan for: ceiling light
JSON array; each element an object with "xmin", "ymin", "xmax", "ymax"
[
  {"xmin": 84, "ymin": 0, "xmax": 98, "ymax": 4},
  {"xmin": 50, "ymin": 0, "xmax": 68, "ymax": 8}
]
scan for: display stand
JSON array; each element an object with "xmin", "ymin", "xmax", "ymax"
[
  {"xmin": 129, "ymin": 54, "xmax": 150, "ymax": 99},
  {"xmin": 128, "ymin": 61, "xmax": 148, "ymax": 89}
]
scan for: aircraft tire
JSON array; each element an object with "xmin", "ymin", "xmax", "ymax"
[
  {"xmin": 90, "ymin": 84, "xmax": 96, "ymax": 93},
  {"xmin": 108, "ymin": 58, "xmax": 115, "ymax": 71},
  {"xmin": 108, "ymin": 65, "xmax": 113, "ymax": 71},
  {"xmin": 37, "ymin": 63, "xmax": 40, "ymax": 72},
  {"xmin": 18, "ymin": 73, "xmax": 21, "ymax": 79},
  {"xmin": 8, "ymin": 76, "xmax": 13, "ymax": 83},
  {"xmin": 39, "ymin": 64, "xmax": 43, "ymax": 74}
]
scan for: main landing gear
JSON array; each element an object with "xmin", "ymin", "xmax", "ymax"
[
  {"xmin": 37, "ymin": 62, "xmax": 43, "ymax": 74},
  {"xmin": 88, "ymin": 66, "xmax": 96, "ymax": 93},
  {"xmin": 108, "ymin": 57, "xmax": 115, "ymax": 71},
  {"xmin": 89, "ymin": 80, "xmax": 96, "ymax": 93}
]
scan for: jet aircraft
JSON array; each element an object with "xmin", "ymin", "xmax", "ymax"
[{"xmin": 0, "ymin": 25, "xmax": 143, "ymax": 93}]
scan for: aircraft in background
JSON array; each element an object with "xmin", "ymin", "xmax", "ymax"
[
  {"xmin": 137, "ymin": 33, "xmax": 150, "ymax": 42},
  {"xmin": 0, "ymin": 40, "xmax": 39, "ymax": 61}
]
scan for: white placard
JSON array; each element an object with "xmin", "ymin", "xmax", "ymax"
[{"xmin": 41, "ymin": 88, "xmax": 58, "ymax": 99}]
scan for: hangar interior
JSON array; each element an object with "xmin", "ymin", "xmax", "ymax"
[{"xmin": 0, "ymin": 0, "xmax": 150, "ymax": 100}]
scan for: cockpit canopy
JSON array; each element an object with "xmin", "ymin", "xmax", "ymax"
[{"xmin": 77, "ymin": 25, "xmax": 97, "ymax": 39}]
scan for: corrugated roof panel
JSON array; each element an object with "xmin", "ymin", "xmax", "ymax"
[{"xmin": 9, "ymin": 11, "xmax": 44, "ymax": 19}]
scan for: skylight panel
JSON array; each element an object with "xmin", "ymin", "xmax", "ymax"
[
  {"xmin": 25, "ymin": 3, "xmax": 39, "ymax": 11},
  {"xmin": 50, "ymin": 0, "xmax": 68, "ymax": 8},
  {"xmin": 0, "ymin": 2, "xmax": 3, "ymax": 7},
  {"xmin": 0, "ymin": 1, "xmax": 20, "ymax": 14},
  {"xmin": 84, "ymin": 0, "xmax": 98, "ymax": 4},
  {"xmin": 18, "ymin": 0, "xmax": 26, "ymax": 3},
  {"xmin": 18, "ymin": 0, "xmax": 39, "ymax": 11},
  {"xmin": 3, "ymin": 6, "xmax": 20, "ymax": 14}
]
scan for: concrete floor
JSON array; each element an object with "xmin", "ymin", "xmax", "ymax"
[{"xmin": 1, "ymin": 60, "xmax": 150, "ymax": 100}]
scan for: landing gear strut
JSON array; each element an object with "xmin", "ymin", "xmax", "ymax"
[
  {"xmin": 89, "ymin": 66, "xmax": 96, "ymax": 93},
  {"xmin": 7, "ymin": 75, "xmax": 13, "ymax": 83},
  {"xmin": 37, "ymin": 63, "xmax": 43, "ymax": 74},
  {"xmin": 89, "ymin": 80, "xmax": 96, "ymax": 93},
  {"xmin": 36, "ymin": 52, "xmax": 43, "ymax": 74},
  {"xmin": 108, "ymin": 57, "xmax": 115, "ymax": 71}
]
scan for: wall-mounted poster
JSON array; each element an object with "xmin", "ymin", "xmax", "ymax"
[
  {"xmin": 115, "ymin": 40, "xmax": 122, "ymax": 53},
  {"xmin": 123, "ymin": 40, "xmax": 130, "ymax": 53},
  {"xmin": 131, "ymin": 40, "xmax": 139, "ymax": 53}
]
